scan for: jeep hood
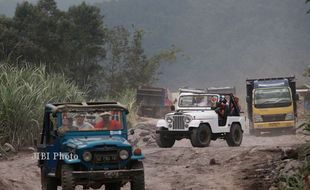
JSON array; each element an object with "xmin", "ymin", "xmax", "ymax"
[
  {"xmin": 63, "ymin": 136, "xmax": 131, "ymax": 149},
  {"xmin": 167, "ymin": 110, "xmax": 217, "ymax": 120}
]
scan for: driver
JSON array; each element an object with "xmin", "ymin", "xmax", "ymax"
[{"xmin": 73, "ymin": 113, "xmax": 94, "ymax": 130}]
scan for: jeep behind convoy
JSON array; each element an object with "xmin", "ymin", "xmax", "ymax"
[
  {"xmin": 36, "ymin": 102, "xmax": 145, "ymax": 190},
  {"xmin": 156, "ymin": 89, "xmax": 245, "ymax": 148}
]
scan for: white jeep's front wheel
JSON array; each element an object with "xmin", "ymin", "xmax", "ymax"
[
  {"xmin": 190, "ymin": 124, "xmax": 211, "ymax": 147},
  {"xmin": 155, "ymin": 127, "xmax": 175, "ymax": 148}
]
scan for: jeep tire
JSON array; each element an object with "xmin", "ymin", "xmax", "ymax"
[
  {"xmin": 226, "ymin": 123, "xmax": 243, "ymax": 147},
  {"xmin": 130, "ymin": 161, "xmax": 145, "ymax": 190},
  {"xmin": 190, "ymin": 124, "xmax": 211, "ymax": 147},
  {"xmin": 61, "ymin": 164, "xmax": 75, "ymax": 190},
  {"xmin": 155, "ymin": 127, "xmax": 175, "ymax": 148},
  {"xmin": 41, "ymin": 168, "xmax": 57, "ymax": 190}
]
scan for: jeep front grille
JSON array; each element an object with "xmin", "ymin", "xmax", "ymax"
[{"xmin": 173, "ymin": 115, "xmax": 185, "ymax": 129}]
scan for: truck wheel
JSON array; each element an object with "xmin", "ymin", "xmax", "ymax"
[
  {"xmin": 155, "ymin": 127, "xmax": 175, "ymax": 148},
  {"xmin": 190, "ymin": 124, "xmax": 211, "ymax": 147},
  {"xmin": 61, "ymin": 164, "xmax": 75, "ymax": 190},
  {"xmin": 226, "ymin": 123, "xmax": 243, "ymax": 147},
  {"xmin": 105, "ymin": 183, "xmax": 121, "ymax": 190},
  {"xmin": 130, "ymin": 161, "xmax": 145, "ymax": 190},
  {"xmin": 41, "ymin": 168, "xmax": 57, "ymax": 190}
]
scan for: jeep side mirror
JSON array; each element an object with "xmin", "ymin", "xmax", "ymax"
[
  {"xmin": 129, "ymin": 129, "xmax": 135, "ymax": 135},
  {"xmin": 170, "ymin": 105, "xmax": 175, "ymax": 112}
]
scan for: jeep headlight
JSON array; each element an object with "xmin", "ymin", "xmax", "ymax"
[
  {"xmin": 285, "ymin": 113, "xmax": 294, "ymax": 121},
  {"xmin": 184, "ymin": 115, "xmax": 192, "ymax": 123},
  {"xmin": 119, "ymin": 150, "xmax": 129, "ymax": 160},
  {"xmin": 82, "ymin": 151, "xmax": 92, "ymax": 162},
  {"xmin": 166, "ymin": 116, "xmax": 173, "ymax": 123},
  {"xmin": 254, "ymin": 114, "xmax": 263, "ymax": 122}
]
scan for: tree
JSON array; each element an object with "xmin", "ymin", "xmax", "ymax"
[
  {"xmin": 100, "ymin": 28, "xmax": 179, "ymax": 96},
  {"xmin": 102, "ymin": 26, "xmax": 130, "ymax": 96}
]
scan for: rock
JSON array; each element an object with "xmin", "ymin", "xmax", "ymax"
[
  {"xmin": 4, "ymin": 143, "xmax": 16, "ymax": 153},
  {"xmin": 209, "ymin": 158, "xmax": 220, "ymax": 165},
  {"xmin": 281, "ymin": 148, "xmax": 298, "ymax": 160},
  {"xmin": 27, "ymin": 147, "xmax": 36, "ymax": 152}
]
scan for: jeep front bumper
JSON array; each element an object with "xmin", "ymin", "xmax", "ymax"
[{"xmin": 72, "ymin": 168, "xmax": 143, "ymax": 184}]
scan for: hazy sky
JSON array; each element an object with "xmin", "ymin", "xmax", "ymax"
[{"xmin": 1, "ymin": 0, "xmax": 310, "ymax": 93}]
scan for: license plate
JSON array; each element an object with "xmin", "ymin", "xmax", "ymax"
[
  {"xmin": 95, "ymin": 154, "xmax": 117, "ymax": 162},
  {"xmin": 270, "ymin": 122, "xmax": 281, "ymax": 127}
]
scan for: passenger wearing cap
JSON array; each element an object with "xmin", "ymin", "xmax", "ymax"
[
  {"xmin": 72, "ymin": 113, "xmax": 94, "ymax": 130},
  {"xmin": 95, "ymin": 112, "xmax": 121, "ymax": 130}
]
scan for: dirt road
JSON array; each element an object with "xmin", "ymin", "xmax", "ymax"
[{"xmin": 0, "ymin": 121, "xmax": 307, "ymax": 190}]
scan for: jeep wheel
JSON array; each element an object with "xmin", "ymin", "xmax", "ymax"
[
  {"xmin": 105, "ymin": 183, "xmax": 121, "ymax": 190},
  {"xmin": 226, "ymin": 123, "xmax": 243, "ymax": 147},
  {"xmin": 41, "ymin": 168, "xmax": 57, "ymax": 190},
  {"xmin": 61, "ymin": 164, "xmax": 75, "ymax": 190},
  {"xmin": 155, "ymin": 127, "xmax": 175, "ymax": 148},
  {"xmin": 190, "ymin": 124, "xmax": 211, "ymax": 147},
  {"xmin": 130, "ymin": 161, "xmax": 145, "ymax": 190}
]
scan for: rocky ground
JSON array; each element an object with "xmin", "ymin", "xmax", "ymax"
[{"xmin": 0, "ymin": 117, "xmax": 308, "ymax": 190}]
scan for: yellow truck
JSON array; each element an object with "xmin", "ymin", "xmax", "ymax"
[{"xmin": 246, "ymin": 76, "xmax": 298, "ymax": 135}]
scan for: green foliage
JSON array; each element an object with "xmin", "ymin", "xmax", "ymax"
[
  {"xmin": 0, "ymin": 63, "xmax": 84, "ymax": 147},
  {"xmin": 278, "ymin": 173, "xmax": 304, "ymax": 190},
  {"xmin": 102, "ymin": 27, "xmax": 179, "ymax": 96},
  {"xmin": 103, "ymin": 88, "xmax": 138, "ymax": 128},
  {"xmin": 0, "ymin": 0, "xmax": 178, "ymax": 99}
]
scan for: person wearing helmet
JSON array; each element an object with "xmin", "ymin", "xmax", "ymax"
[{"xmin": 215, "ymin": 97, "xmax": 229, "ymax": 126}]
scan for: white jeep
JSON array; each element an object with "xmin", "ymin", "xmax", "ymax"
[{"xmin": 155, "ymin": 91, "xmax": 245, "ymax": 147}]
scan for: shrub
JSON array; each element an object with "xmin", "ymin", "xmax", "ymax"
[{"xmin": 0, "ymin": 64, "xmax": 84, "ymax": 148}]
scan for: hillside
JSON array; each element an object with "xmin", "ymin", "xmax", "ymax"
[
  {"xmin": 97, "ymin": 0, "xmax": 310, "ymax": 92},
  {"xmin": 1, "ymin": 0, "xmax": 310, "ymax": 93}
]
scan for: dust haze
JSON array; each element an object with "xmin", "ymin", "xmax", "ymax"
[{"xmin": 1, "ymin": 0, "xmax": 309, "ymax": 93}]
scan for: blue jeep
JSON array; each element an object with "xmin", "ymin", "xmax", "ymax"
[{"xmin": 36, "ymin": 102, "xmax": 145, "ymax": 190}]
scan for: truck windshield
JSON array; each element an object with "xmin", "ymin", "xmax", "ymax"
[
  {"xmin": 254, "ymin": 87, "xmax": 292, "ymax": 108},
  {"xmin": 179, "ymin": 95, "xmax": 218, "ymax": 108},
  {"xmin": 59, "ymin": 111, "xmax": 123, "ymax": 132}
]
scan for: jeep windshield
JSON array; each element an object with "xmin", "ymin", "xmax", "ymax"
[
  {"xmin": 178, "ymin": 95, "xmax": 218, "ymax": 108},
  {"xmin": 254, "ymin": 87, "xmax": 292, "ymax": 108},
  {"xmin": 59, "ymin": 111, "xmax": 123, "ymax": 132}
]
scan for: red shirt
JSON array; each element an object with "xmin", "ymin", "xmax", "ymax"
[{"xmin": 95, "ymin": 120, "xmax": 121, "ymax": 130}]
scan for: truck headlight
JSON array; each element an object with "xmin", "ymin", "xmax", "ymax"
[
  {"xmin": 166, "ymin": 117, "xmax": 173, "ymax": 123},
  {"xmin": 254, "ymin": 114, "xmax": 263, "ymax": 122},
  {"xmin": 119, "ymin": 150, "xmax": 129, "ymax": 160},
  {"xmin": 82, "ymin": 151, "xmax": 92, "ymax": 162},
  {"xmin": 184, "ymin": 116, "xmax": 192, "ymax": 123},
  {"xmin": 285, "ymin": 113, "xmax": 294, "ymax": 121}
]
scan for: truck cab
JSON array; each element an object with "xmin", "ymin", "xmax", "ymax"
[
  {"xmin": 246, "ymin": 77, "xmax": 298, "ymax": 135},
  {"xmin": 156, "ymin": 89, "xmax": 245, "ymax": 147},
  {"xmin": 37, "ymin": 102, "xmax": 145, "ymax": 190}
]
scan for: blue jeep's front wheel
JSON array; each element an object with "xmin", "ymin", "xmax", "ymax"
[
  {"xmin": 41, "ymin": 168, "xmax": 57, "ymax": 190},
  {"xmin": 131, "ymin": 161, "xmax": 145, "ymax": 190},
  {"xmin": 61, "ymin": 164, "xmax": 75, "ymax": 190}
]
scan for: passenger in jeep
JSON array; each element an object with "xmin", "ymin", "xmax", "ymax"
[
  {"xmin": 95, "ymin": 112, "xmax": 122, "ymax": 130},
  {"xmin": 215, "ymin": 98, "xmax": 229, "ymax": 126},
  {"xmin": 73, "ymin": 113, "xmax": 94, "ymax": 130}
]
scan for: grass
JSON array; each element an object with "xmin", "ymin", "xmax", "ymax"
[
  {"xmin": 102, "ymin": 88, "xmax": 139, "ymax": 128},
  {"xmin": 0, "ymin": 63, "xmax": 84, "ymax": 148}
]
